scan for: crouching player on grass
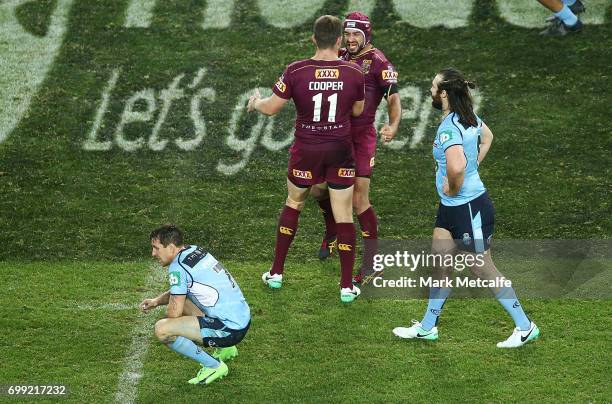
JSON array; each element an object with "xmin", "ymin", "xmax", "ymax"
[
  {"xmin": 392, "ymin": 69, "xmax": 539, "ymax": 348},
  {"xmin": 140, "ymin": 224, "xmax": 251, "ymax": 384}
]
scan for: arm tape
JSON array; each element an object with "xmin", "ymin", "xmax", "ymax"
[{"xmin": 382, "ymin": 83, "xmax": 399, "ymax": 99}]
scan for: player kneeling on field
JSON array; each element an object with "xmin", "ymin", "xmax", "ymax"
[{"xmin": 140, "ymin": 224, "xmax": 251, "ymax": 385}]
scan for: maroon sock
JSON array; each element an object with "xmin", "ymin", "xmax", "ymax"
[
  {"xmin": 358, "ymin": 207, "xmax": 378, "ymax": 273},
  {"xmin": 336, "ymin": 222, "xmax": 356, "ymax": 288},
  {"xmin": 317, "ymin": 198, "xmax": 336, "ymax": 239},
  {"xmin": 271, "ymin": 206, "xmax": 300, "ymax": 275}
]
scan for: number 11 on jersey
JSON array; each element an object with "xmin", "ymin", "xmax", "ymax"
[{"xmin": 312, "ymin": 92, "xmax": 338, "ymax": 123}]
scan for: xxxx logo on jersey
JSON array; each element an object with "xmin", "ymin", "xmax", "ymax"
[
  {"xmin": 315, "ymin": 69, "xmax": 339, "ymax": 79},
  {"xmin": 382, "ymin": 70, "xmax": 398, "ymax": 82}
]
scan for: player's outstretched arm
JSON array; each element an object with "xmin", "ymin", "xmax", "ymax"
[
  {"xmin": 380, "ymin": 93, "xmax": 401, "ymax": 143},
  {"xmin": 247, "ymin": 89, "xmax": 288, "ymax": 116},
  {"xmin": 477, "ymin": 123, "xmax": 494, "ymax": 165}
]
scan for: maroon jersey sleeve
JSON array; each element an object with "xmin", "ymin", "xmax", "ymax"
[
  {"xmin": 373, "ymin": 55, "xmax": 398, "ymax": 90},
  {"xmin": 272, "ymin": 67, "xmax": 292, "ymax": 100}
]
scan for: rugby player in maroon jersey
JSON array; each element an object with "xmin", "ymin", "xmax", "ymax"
[
  {"xmin": 311, "ymin": 12, "xmax": 402, "ymax": 285},
  {"xmin": 247, "ymin": 15, "xmax": 365, "ymax": 302}
]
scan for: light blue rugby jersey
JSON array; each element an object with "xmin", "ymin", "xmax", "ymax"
[
  {"xmin": 432, "ymin": 112, "xmax": 486, "ymax": 206},
  {"xmin": 168, "ymin": 245, "xmax": 250, "ymax": 330}
]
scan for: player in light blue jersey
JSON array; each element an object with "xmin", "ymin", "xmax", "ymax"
[
  {"xmin": 393, "ymin": 68, "xmax": 539, "ymax": 348},
  {"xmin": 139, "ymin": 224, "xmax": 250, "ymax": 384}
]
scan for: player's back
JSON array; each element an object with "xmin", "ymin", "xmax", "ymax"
[
  {"xmin": 172, "ymin": 245, "xmax": 250, "ymax": 330},
  {"xmin": 274, "ymin": 58, "xmax": 365, "ymax": 146}
]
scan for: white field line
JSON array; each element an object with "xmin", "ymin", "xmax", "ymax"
[
  {"xmin": 114, "ymin": 266, "xmax": 165, "ymax": 404},
  {"xmin": 77, "ymin": 302, "xmax": 148, "ymax": 311}
]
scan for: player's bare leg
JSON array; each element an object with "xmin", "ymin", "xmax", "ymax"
[
  {"xmin": 329, "ymin": 185, "xmax": 360, "ymax": 302},
  {"xmin": 155, "ymin": 316, "xmax": 202, "ymax": 344},
  {"xmin": 262, "ymin": 179, "xmax": 310, "ymax": 288},
  {"xmin": 538, "ymin": 0, "xmax": 564, "ymax": 13},
  {"xmin": 310, "ymin": 183, "xmax": 338, "ymax": 260}
]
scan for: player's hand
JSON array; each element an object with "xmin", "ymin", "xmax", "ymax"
[
  {"xmin": 247, "ymin": 89, "xmax": 261, "ymax": 113},
  {"xmin": 380, "ymin": 124, "xmax": 397, "ymax": 143},
  {"xmin": 442, "ymin": 176, "xmax": 450, "ymax": 195},
  {"xmin": 139, "ymin": 298, "xmax": 157, "ymax": 313}
]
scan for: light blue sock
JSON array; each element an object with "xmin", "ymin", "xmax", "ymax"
[
  {"xmin": 495, "ymin": 287, "xmax": 531, "ymax": 331},
  {"xmin": 169, "ymin": 336, "xmax": 219, "ymax": 368},
  {"xmin": 563, "ymin": 0, "xmax": 577, "ymax": 6},
  {"xmin": 554, "ymin": 5, "xmax": 578, "ymax": 26},
  {"xmin": 421, "ymin": 287, "xmax": 451, "ymax": 331}
]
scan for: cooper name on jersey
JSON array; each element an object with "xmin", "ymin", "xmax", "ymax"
[{"xmin": 308, "ymin": 81, "xmax": 344, "ymax": 91}]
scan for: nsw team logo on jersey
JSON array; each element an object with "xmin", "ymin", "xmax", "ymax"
[
  {"xmin": 169, "ymin": 271, "xmax": 181, "ymax": 286},
  {"xmin": 292, "ymin": 169, "xmax": 312, "ymax": 179},
  {"xmin": 275, "ymin": 75, "xmax": 286, "ymax": 93},
  {"xmin": 338, "ymin": 168, "xmax": 355, "ymax": 178},
  {"xmin": 315, "ymin": 69, "xmax": 339, "ymax": 79}
]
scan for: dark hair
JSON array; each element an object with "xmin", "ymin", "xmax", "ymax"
[
  {"xmin": 313, "ymin": 15, "xmax": 342, "ymax": 49},
  {"xmin": 150, "ymin": 224, "xmax": 184, "ymax": 247},
  {"xmin": 438, "ymin": 68, "xmax": 477, "ymax": 128}
]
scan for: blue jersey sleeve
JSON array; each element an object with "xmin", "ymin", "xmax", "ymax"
[
  {"xmin": 437, "ymin": 126, "xmax": 463, "ymax": 151},
  {"xmin": 168, "ymin": 264, "xmax": 188, "ymax": 295}
]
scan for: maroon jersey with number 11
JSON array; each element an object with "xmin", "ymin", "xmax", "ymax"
[{"xmin": 272, "ymin": 59, "xmax": 365, "ymax": 147}]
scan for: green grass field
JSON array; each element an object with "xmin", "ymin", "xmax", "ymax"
[
  {"xmin": 1, "ymin": 0, "xmax": 611, "ymax": 402},
  {"xmin": 3, "ymin": 261, "xmax": 611, "ymax": 402}
]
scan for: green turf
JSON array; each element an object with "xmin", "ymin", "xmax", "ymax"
[{"xmin": 0, "ymin": 261, "xmax": 610, "ymax": 402}]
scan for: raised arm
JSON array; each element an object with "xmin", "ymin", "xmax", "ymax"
[{"xmin": 477, "ymin": 122, "xmax": 494, "ymax": 165}]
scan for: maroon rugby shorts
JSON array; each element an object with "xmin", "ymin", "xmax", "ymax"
[{"xmin": 287, "ymin": 140, "xmax": 355, "ymax": 187}]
